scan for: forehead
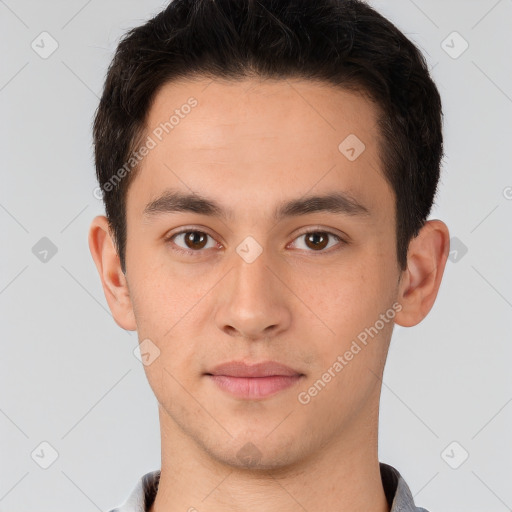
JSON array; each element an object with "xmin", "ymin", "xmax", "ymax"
[
  {"xmin": 128, "ymin": 77, "xmax": 392, "ymax": 221},
  {"xmin": 145, "ymin": 77, "xmax": 380, "ymax": 154}
]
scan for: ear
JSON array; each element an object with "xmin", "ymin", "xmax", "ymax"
[
  {"xmin": 394, "ymin": 219, "xmax": 450, "ymax": 327},
  {"xmin": 88, "ymin": 215, "xmax": 137, "ymax": 331}
]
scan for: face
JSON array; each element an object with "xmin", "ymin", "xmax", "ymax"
[{"xmin": 119, "ymin": 78, "xmax": 403, "ymax": 468}]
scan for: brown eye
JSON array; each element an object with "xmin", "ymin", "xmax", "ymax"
[
  {"xmin": 304, "ymin": 232, "xmax": 329, "ymax": 250},
  {"xmin": 291, "ymin": 230, "xmax": 343, "ymax": 252},
  {"xmin": 170, "ymin": 230, "xmax": 217, "ymax": 253},
  {"xmin": 184, "ymin": 231, "xmax": 208, "ymax": 250}
]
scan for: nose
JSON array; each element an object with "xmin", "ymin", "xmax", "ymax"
[{"xmin": 214, "ymin": 245, "xmax": 292, "ymax": 341}]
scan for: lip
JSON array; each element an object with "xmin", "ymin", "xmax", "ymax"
[
  {"xmin": 205, "ymin": 361, "xmax": 305, "ymax": 400},
  {"xmin": 206, "ymin": 360, "xmax": 302, "ymax": 378}
]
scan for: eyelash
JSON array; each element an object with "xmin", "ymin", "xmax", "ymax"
[{"xmin": 165, "ymin": 228, "xmax": 346, "ymax": 257}]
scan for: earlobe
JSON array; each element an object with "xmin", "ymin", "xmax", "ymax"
[
  {"xmin": 394, "ymin": 219, "xmax": 450, "ymax": 327},
  {"xmin": 88, "ymin": 215, "xmax": 137, "ymax": 331}
]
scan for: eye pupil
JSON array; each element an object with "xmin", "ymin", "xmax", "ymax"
[
  {"xmin": 305, "ymin": 232, "xmax": 329, "ymax": 250},
  {"xmin": 185, "ymin": 231, "xmax": 208, "ymax": 250}
]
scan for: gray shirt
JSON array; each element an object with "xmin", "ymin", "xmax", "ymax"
[{"xmin": 108, "ymin": 462, "xmax": 429, "ymax": 512}]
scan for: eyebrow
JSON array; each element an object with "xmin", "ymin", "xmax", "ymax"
[{"xmin": 143, "ymin": 188, "xmax": 371, "ymax": 221}]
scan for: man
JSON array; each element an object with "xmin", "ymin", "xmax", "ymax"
[{"xmin": 89, "ymin": 0, "xmax": 449, "ymax": 511}]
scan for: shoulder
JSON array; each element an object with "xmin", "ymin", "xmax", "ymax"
[
  {"xmin": 106, "ymin": 469, "xmax": 161, "ymax": 512},
  {"xmin": 380, "ymin": 462, "xmax": 431, "ymax": 512}
]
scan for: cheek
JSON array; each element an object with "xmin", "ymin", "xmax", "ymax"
[
  {"xmin": 128, "ymin": 244, "xmax": 205, "ymax": 320},
  {"xmin": 127, "ymin": 256, "xmax": 220, "ymax": 368},
  {"xmin": 131, "ymin": 267, "xmax": 204, "ymax": 399},
  {"xmin": 302, "ymin": 263, "xmax": 374, "ymax": 324},
  {"xmin": 297, "ymin": 256, "xmax": 395, "ymax": 359}
]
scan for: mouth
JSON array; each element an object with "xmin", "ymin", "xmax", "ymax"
[{"xmin": 204, "ymin": 360, "xmax": 305, "ymax": 400}]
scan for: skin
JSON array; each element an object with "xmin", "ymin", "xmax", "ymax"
[{"xmin": 89, "ymin": 77, "xmax": 450, "ymax": 512}]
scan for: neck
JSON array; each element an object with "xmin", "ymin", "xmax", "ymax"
[{"xmin": 149, "ymin": 404, "xmax": 390, "ymax": 512}]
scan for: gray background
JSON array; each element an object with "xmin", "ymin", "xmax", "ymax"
[{"xmin": 1, "ymin": 0, "xmax": 511, "ymax": 511}]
